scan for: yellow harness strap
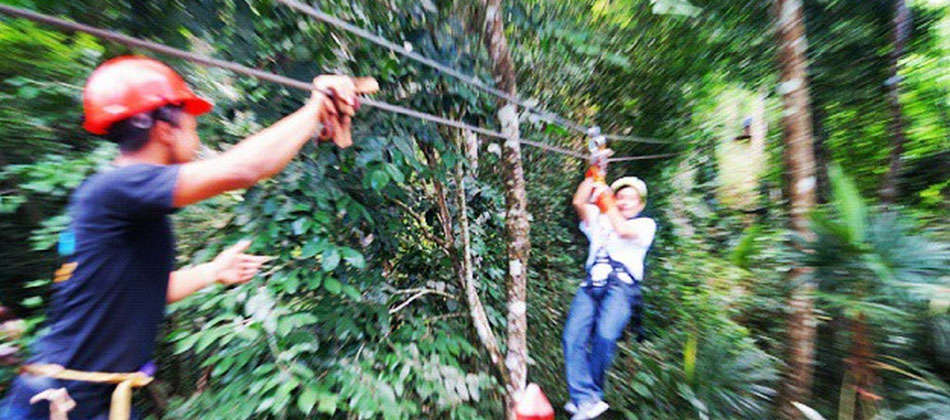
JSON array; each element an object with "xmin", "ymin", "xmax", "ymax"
[
  {"xmin": 53, "ymin": 262, "xmax": 77, "ymax": 283},
  {"xmin": 21, "ymin": 363, "xmax": 153, "ymax": 420}
]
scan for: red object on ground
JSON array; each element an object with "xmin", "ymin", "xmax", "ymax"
[
  {"xmin": 515, "ymin": 383, "xmax": 554, "ymax": 420},
  {"xmin": 83, "ymin": 56, "xmax": 213, "ymax": 134}
]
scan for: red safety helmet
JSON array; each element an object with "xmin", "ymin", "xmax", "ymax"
[{"xmin": 82, "ymin": 56, "xmax": 213, "ymax": 135}]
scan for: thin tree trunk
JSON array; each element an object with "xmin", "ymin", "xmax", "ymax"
[
  {"xmin": 774, "ymin": 1, "xmax": 819, "ymax": 418},
  {"xmin": 479, "ymin": 0, "xmax": 530, "ymax": 416},
  {"xmin": 421, "ymin": 143, "xmax": 455, "ymax": 242},
  {"xmin": 416, "ymin": 131, "xmax": 504, "ymax": 387},
  {"xmin": 453, "ymin": 149, "xmax": 510, "ymax": 388},
  {"xmin": 464, "ymin": 129, "xmax": 480, "ymax": 175},
  {"xmin": 856, "ymin": 2, "xmax": 910, "ymax": 413},
  {"xmin": 880, "ymin": 0, "xmax": 910, "ymax": 204},
  {"xmin": 845, "ymin": 312, "xmax": 880, "ymax": 420}
]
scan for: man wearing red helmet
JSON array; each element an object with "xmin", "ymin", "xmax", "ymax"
[{"xmin": 0, "ymin": 56, "xmax": 362, "ymax": 419}]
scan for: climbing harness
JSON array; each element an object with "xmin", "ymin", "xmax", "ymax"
[
  {"xmin": 20, "ymin": 363, "xmax": 155, "ymax": 420},
  {"xmin": 581, "ymin": 126, "xmax": 650, "ymax": 343},
  {"xmin": 582, "ymin": 250, "xmax": 647, "ymax": 343},
  {"xmin": 28, "ymin": 387, "xmax": 74, "ymax": 420},
  {"xmin": 585, "ymin": 253, "xmax": 636, "ymax": 288},
  {"xmin": 583, "ymin": 127, "xmax": 637, "ymax": 286}
]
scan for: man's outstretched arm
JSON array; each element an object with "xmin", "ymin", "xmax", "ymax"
[{"xmin": 173, "ymin": 76, "xmax": 359, "ymax": 207}]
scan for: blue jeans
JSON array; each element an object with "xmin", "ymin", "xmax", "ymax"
[{"xmin": 562, "ymin": 277, "xmax": 642, "ymax": 406}]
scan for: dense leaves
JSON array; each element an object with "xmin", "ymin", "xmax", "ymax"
[{"xmin": 0, "ymin": 0, "xmax": 947, "ymax": 419}]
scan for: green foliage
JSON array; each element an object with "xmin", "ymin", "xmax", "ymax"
[
  {"xmin": 0, "ymin": 142, "xmax": 115, "ymax": 218},
  {"xmin": 0, "ymin": 17, "xmax": 109, "ymax": 316},
  {"xmin": 893, "ymin": 372, "xmax": 950, "ymax": 419},
  {"xmin": 802, "ymin": 166, "xmax": 949, "ymax": 416},
  {"xmin": 604, "ymin": 248, "xmax": 780, "ymax": 419},
  {"xmin": 730, "ymin": 224, "xmax": 762, "ymax": 269},
  {"xmin": 807, "ymin": 166, "xmax": 949, "ymax": 321},
  {"xmin": 828, "ymin": 164, "xmax": 868, "ymax": 244},
  {"xmin": 0, "ymin": 142, "xmax": 116, "ymax": 262},
  {"xmin": 1, "ymin": 0, "xmax": 948, "ymax": 419}
]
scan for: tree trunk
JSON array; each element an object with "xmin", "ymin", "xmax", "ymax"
[
  {"xmin": 880, "ymin": 0, "xmax": 910, "ymax": 204},
  {"xmin": 479, "ymin": 0, "xmax": 530, "ymax": 416},
  {"xmin": 418, "ymin": 129, "xmax": 510, "ymax": 390},
  {"xmin": 453, "ymin": 148, "xmax": 510, "ymax": 388},
  {"xmin": 844, "ymin": 312, "xmax": 880, "ymax": 420},
  {"xmin": 774, "ymin": 1, "xmax": 819, "ymax": 418},
  {"xmin": 464, "ymin": 129, "xmax": 480, "ymax": 175},
  {"xmin": 421, "ymin": 143, "xmax": 455, "ymax": 242}
]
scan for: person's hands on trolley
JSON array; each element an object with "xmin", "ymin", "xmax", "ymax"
[{"xmin": 311, "ymin": 75, "xmax": 359, "ymax": 148}]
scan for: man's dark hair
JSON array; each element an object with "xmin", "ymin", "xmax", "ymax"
[{"xmin": 105, "ymin": 105, "xmax": 184, "ymax": 152}]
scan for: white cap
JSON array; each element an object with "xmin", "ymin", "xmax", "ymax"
[{"xmin": 610, "ymin": 176, "xmax": 648, "ymax": 202}]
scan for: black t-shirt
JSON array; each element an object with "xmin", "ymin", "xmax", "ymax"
[{"xmin": 3, "ymin": 164, "xmax": 179, "ymax": 419}]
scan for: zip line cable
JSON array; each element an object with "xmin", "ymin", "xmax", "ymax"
[
  {"xmin": 0, "ymin": 6, "xmax": 507, "ymax": 138},
  {"xmin": 0, "ymin": 4, "xmax": 595, "ymax": 160},
  {"xmin": 275, "ymin": 0, "xmax": 673, "ymax": 145},
  {"xmin": 0, "ymin": 5, "xmax": 683, "ymax": 163},
  {"xmin": 609, "ymin": 153, "xmax": 677, "ymax": 162},
  {"xmin": 276, "ymin": 0, "xmax": 581, "ymax": 130},
  {"xmin": 604, "ymin": 134, "xmax": 671, "ymax": 144}
]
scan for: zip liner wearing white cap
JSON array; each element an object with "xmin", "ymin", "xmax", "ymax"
[{"xmin": 563, "ymin": 141, "xmax": 656, "ymax": 419}]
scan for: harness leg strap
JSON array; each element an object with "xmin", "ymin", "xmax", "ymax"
[
  {"xmin": 21, "ymin": 364, "xmax": 153, "ymax": 420},
  {"xmin": 109, "ymin": 379, "xmax": 134, "ymax": 420}
]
